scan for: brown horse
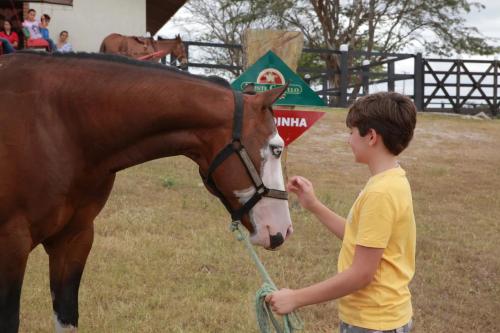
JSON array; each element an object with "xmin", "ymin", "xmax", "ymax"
[
  {"xmin": 0, "ymin": 51, "xmax": 292, "ymax": 332},
  {"xmin": 99, "ymin": 33, "xmax": 188, "ymax": 68}
]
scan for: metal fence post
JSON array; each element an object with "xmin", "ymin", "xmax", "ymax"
[
  {"xmin": 362, "ymin": 59, "xmax": 370, "ymax": 95},
  {"xmin": 493, "ymin": 59, "xmax": 498, "ymax": 116},
  {"xmin": 413, "ymin": 53, "xmax": 424, "ymax": 111},
  {"xmin": 183, "ymin": 42, "xmax": 189, "ymax": 71},
  {"xmin": 322, "ymin": 75, "xmax": 328, "ymax": 104},
  {"xmin": 455, "ymin": 59, "xmax": 461, "ymax": 113},
  {"xmin": 388, "ymin": 60, "xmax": 395, "ymax": 92},
  {"xmin": 339, "ymin": 45, "xmax": 349, "ymax": 107}
]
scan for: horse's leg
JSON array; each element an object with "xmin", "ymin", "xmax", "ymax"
[
  {"xmin": 43, "ymin": 218, "xmax": 92, "ymax": 333},
  {"xmin": 0, "ymin": 215, "xmax": 32, "ymax": 333},
  {"xmin": 43, "ymin": 176, "xmax": 115, "ymax": 333}
]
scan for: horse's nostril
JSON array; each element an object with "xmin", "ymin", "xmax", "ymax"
[
  {"xmin": 286, "ymin": 226, "xmax": 293, "ymax": 239},
  {"xmin": 269, "ymin": 232, "xmax": 284, "ymax": 249}
]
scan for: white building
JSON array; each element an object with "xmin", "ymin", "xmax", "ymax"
[{"xmin": 24, "ymin": 0, "xmax": 185, "ymax": 52}]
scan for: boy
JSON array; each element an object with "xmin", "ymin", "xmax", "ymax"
[
  {"xmin": 266, "ymin": 92, "xmax": 417, "ymax": 333},
  {"xmin": 22, "ymin": 9, "xmax": 43, "ymax": 40},
  {"xmin": 39, "ymin": 13, "xmax": 56, "ymax": 52}
]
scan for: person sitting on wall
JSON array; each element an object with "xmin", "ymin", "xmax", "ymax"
[
  {"xmin": 22, "ymin": 9, "xmax": 50, "ymax": 51},
  {"xmin": 0, "ymin": 37, "xmax": 15, "ymax": 54},
  {"xmin": 0, "ymin": 19, "xmax": 19, "ymax": 53},
  {"xmin": 56, "ymin": 30, "xmax": 73, "ymax": 53},
  {"xmin": 39, "ymin": 14, "xmax": 56, "ymax": 52}
]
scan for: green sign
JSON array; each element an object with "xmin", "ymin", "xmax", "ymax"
[{"xmin": 231, "ymin": 51, "xmax": 326, "ymax": 107}]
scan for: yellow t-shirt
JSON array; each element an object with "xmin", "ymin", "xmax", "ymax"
[{"xmin": 338, "ymin": 167, "xmax": 416, "ymax": 331}]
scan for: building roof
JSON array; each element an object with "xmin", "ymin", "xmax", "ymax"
[
  {"xmin": 0, "ymin": 0, "xmax": 73, "ymax": 4},
  {"xmin": 146, "ymin": 0, "xmax": 186, "ymax": 35}
]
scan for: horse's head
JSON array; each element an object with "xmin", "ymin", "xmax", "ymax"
[
  {"xmin": 156, "ymin": 35, "xmax": 188, "ymax": 69},
  {"xmin": 200, "ymin": 86, "xmax": 292, "ymax": 250},
  {"xmin": 172, "ymin": 35, "xmax": 188, "ymax": 69}
]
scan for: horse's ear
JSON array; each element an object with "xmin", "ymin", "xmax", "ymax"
[{"xmin": 257, "ymin": 84, "xmax": 288, "ymax": 108}]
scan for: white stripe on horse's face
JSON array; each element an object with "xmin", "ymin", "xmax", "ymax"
[
  {"xmin": 233, "ymin": 132, "xmax": 292, "ymax": 248},
  {"xmin": 54, "ymin": 313, "xmax": 77, "ymax": 333}
]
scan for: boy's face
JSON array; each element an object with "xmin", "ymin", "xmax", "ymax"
[
  {"xmin": 28, "ymin": 11, "xmax": 36, "ymax": 21},
  {"xmin": 348, "ymin": 127, "xmax": 371, "ymax": 164}
]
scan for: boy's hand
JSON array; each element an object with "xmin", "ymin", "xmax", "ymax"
[
  {"xmin": 287, "ymin": 176, "xmax": 318, "ymax": 211},
  {"xmin": 265, "ymin": 288, "xmax": 298, "ymax": 315}
]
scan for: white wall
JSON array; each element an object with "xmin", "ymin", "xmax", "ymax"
[{"xmin": 30, "ymin": 0, "xmax": 146, "ymax": 52}]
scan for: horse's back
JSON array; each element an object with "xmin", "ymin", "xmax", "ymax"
[{"xmin": 99, "ymin": 33, "xmax": 124, "ymax": 53}]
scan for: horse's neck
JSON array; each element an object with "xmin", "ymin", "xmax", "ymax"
[
  {"xmin": 157, "ymin": 40, "xmax": 176, "ymax": 51},
  {"xmin": 67, "ymin": 67, "xmax": 233, "ymax": 172}
]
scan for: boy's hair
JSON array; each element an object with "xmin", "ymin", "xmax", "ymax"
[
  {"xmin": 42, "ymin": 14, "xmax": 51, "ymax": 21},
  {"xmin": 346, "ymin": 92, "xmax": 417, "ymax": 155},
  {"xmin": 28, "ymin": 9, "xmax": 36, "ymax": 14}
]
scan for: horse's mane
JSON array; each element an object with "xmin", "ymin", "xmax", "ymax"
[{"xmin": 16, "ymin": 51, "xmax": 232, "ymax": 88}]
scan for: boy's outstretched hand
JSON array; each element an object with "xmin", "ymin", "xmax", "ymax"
[
  {"xmin": 265, "ymin": 288, "xmax": 298, "ymax": 315},
  {"xmin": 287, "ymin": 176, "xmax": 319, "ymax": 211}
]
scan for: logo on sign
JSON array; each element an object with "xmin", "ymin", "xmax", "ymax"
[
  {"xmin": 241, "ymin": 68, "xmax": 303, "ymax": 96},
  {"xmin": 257, "ymin": 69, "xmax": 285, "ymax": 85},
  {"xmin": 231, "ymin": 51, "xmax": 325, "ymax": 106}
]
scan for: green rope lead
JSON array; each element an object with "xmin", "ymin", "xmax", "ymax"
[{"xmin": 231, "ymin": 221, "xmax": 304, "ymax": 333}]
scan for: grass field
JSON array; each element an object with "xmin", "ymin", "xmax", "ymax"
[{"xmin": 19, "ymin": 110, "xmax": 500, "ymax": 332}]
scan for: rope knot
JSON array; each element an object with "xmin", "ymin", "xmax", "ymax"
[
  {"xmin": 230, "ymin": 221, "xmax": 304, "ymax": 333},
  {"xmin": 230, "ymin": 220, "xmax": 244, "ymax": 241},
  {"xmin": 256, "ymin": 282, "xmax": 304, "ymax": 333}
]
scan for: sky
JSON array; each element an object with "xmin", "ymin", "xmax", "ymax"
[
  {"xmin": 157, "ymin": 0, "xmax": 499, "ymax": 100},
  {"xmin": 158, "ymin": 0, "xmax": 500, "ymax": 54},
  {"xmin": 463, "ymin": 0, "xmax": 500, "ymax": 46}
]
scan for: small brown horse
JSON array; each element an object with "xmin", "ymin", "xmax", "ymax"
[
  {"xmin": 99, "ymin": 33, "xmax": 188, "ymax": 68},
  {"xmin": 0, "ymin": 52, "xmax": 292, "ymax": 332}
]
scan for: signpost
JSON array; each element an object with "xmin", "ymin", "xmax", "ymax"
[{"xmin": 232, "ymin": 50, "xmax": 327, "ymax": 146}]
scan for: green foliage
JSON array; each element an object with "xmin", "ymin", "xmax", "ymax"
[
  {"xmin": 162, "ymin": 176, "xmax": 176, "ymax": 188},
  {"xmin": 187, "ymin": 0, "xmax": 499, "ymax": 56}
]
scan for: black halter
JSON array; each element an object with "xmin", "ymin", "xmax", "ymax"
[{"xmin": 201, "ymin": 91, "xmax": 288, "ymax": 222}]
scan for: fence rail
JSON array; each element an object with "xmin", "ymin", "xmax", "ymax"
[{"xmin": 171, "ymin": 41, "xmax": 499, "ymax": 116}]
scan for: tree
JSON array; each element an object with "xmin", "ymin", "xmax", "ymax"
[
  {"xmin": 182, "ymin": 0, "xmax": 499, "ymax": 101},
  {"xmin": 291, "ymin": 0, "xmax": 498, "ymax": 55},
  {"xmin": 282, "ymin": 0, "xmax": 500, "ymax": 102},
  {"xmin": 182, "ymin": 0, "xmax": 293, "ymax": 77}
]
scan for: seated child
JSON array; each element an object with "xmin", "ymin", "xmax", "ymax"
[
  {"xmin": 0, "ymin": 20, "xmax": 19, "ymax": 50},
  {"xmin": 22, "ymin": 9, "xmax": 43, "ymax": 40},
  {"xmin": 39, "ymin": 14, "xmax": 56, "ymax": 51}
]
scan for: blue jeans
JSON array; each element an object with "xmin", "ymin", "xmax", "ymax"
[
  {"xmin": 340, "ymin": 320, "xmax": 413, "ymax": 333},
  {"xmin": 0, "ymin": 38, "xmax": 15, "ymax": 54},
  {"xmin": 44, "ymin": 38, "xmax": 56, "ymax": 52}
]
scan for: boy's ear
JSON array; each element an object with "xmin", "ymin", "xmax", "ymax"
[
  {"xmin": 368, "ymin": 128, "xmax": 379, "ymax": 146},
  {"xmin": 257, "ymin": 84, "xmax": 288, "ymax": 109}
]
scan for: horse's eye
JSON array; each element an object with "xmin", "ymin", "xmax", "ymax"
[{"xmin": 269, "ymin": 144, "xmax": 283, "ymax": 158}]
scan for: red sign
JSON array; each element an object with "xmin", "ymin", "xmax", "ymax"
[{"xmin": 273, "ymin": 107, "xmax": 326, "ymax": 146}]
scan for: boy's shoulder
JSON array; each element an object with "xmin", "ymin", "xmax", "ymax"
[{"xmin": 364, "ymin": 168, "xmax": 410, "ymax": 195}]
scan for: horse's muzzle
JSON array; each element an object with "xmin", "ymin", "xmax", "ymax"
[
  {"xmin": 178, "ymin": 59, "xmax": 188, "ymax": 70},
  {"xmin": 269, "ymin": 232, "xmax": 284, "ymax": 249}
]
